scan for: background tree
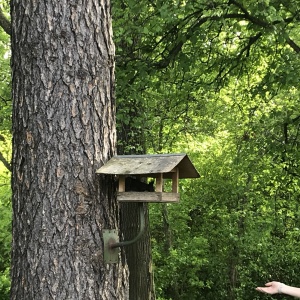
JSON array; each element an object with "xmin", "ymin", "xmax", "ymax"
[{"xmin": 113, "ymin": 2, "xmax": 155, "ymax": 298}]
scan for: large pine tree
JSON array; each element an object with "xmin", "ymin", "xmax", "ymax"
[{"xmin": 10, "ymin": 1, "xmax": 128, "ymax": 298}]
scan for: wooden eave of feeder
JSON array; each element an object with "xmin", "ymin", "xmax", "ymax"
[{"xmin": 96, "ymin": 153, "xmax": 200, "ymax": 203}]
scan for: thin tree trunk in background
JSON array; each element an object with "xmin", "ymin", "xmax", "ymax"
[
  {"xmin": 117, "ymin": 103, "xmax": 156, "ymax": 300},
  {"xmin": 120, "ymin": 202, "xmax": 155, "ymax": 300},
  {"xmin": 10, "ymin": 1, "xmax": 128, "ymax": 299}
]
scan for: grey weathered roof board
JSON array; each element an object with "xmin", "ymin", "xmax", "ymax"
[{"xmin": 96, "ymin": 153, "xmax": 200, "ymax": 179}]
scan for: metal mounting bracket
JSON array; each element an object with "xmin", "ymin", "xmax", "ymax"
[
  {"xmin": 103, "ymin": 229, "xmax": 119, "ymax": 263},
  {"xmin": 103, "ymin": 203, "xmax": 145, "ymax": 263}
]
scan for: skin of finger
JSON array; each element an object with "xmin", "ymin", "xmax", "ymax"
[{"xmin": 256, "ymin": 288, "xmax": 267, "ymax": 293}]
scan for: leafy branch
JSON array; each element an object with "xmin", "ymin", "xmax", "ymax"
[
  {"xmin": 229, "ymin": 0, "xmax": 300, "ymax": 53},
  {"xmin": 0, "ymin": 7, "xmax": 11, "ymax": 36},
  {"xmin": 286, "ymin": 38, "xmax": 300, "ymax": 53},
  {"xmin": 0, "ymin": 150, "xmax": 11, "ymax": 172},
  {"xmin": 154, "ymin": 1, "xmax": 300, "ymax": 70},
  {"xmin": 0, "ymin": 134, "xmax": 11, "ymax": 172}
]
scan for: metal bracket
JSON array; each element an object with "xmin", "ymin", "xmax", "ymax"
[
  {"xmin": 103, "ymin": 203, "xmax": 145, "ymax": 263},
  {"xmin": 103, "ymin": 229, "xmax": 119, "ymax": 263}
]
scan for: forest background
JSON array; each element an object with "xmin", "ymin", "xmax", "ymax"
[{"xmin": 1, "ymin": 0, "xmax": 300, "ymax": 299}]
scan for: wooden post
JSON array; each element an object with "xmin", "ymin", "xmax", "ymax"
[
  {"xmin": 172, "ymin": 168, "xmax": 179, "ymax": 193},
  {"xmin": 119, "ymin": 175, "xmax": 126, "ymax": 192},
  {"xmin": 156, "ymin": 173, "xmax": 163, "ymax": 192}
]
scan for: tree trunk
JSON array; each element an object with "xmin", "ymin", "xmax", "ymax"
[
  {"xmin": 120, "ymin": 203, "xmax": 155, "ymax": 300},
  {"xmin": 117, "ymin": 101, "xmax": 155, "ymax": 300},
  {"xmin": 10, "ymin": 1, "xmax": 128, "ymax": 299}
]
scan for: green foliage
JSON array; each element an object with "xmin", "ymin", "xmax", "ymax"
[
  {"xmin": 113, "ymin": 0, "xmax": 300, "ymax": 151},
  {"xmin": 150, "ymin": 201, "xmax": 209, "ymax": 299},
  {"xmin": 0, "ymin": 2, "xmax": 11, "ymax": 133},
  {"xmin": 0, "ymin": 2, "xmax": 11, "ymax": 299},
  {"xmin": 0, "ymin": 178, "xmax": 11, "ymax": 300},
  {"xmin": 150, "ymin": 124, "xmax": 300, "ymax": 299},
  {"xmin": 113, "ymin": 0, "xmax": 300, "ymax": 299}
]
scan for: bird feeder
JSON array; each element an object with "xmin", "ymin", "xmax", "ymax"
[
  {"xmin": 96, "ymin": 153, "xmax": 199, "ymax": 263},
  {"xmin": 96, "ymin": 153, "xmax": 200, "ymax": 203}
]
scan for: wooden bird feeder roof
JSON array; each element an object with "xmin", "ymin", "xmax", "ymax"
[{"xmin": 96, "ymin": 153, "xmax": 200, "ymax": 179}]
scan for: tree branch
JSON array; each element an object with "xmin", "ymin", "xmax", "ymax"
[
  {"xmin": 229, "ymin": 0, "xmax": 300, "ymax": 54},
  {"xmin": 0, "ymin": 150, "xmax": 11, "ymax": 172},
  {"xmin": 0, "ymin": 7, "xmax": 11, "ymax": 36},
  {"xmin": 154, "ymin": 12, "xmax": 262, "ymax": 69},
  {"xmin": 238, "ymin": 32, "xmax": 263, "ymax": 58},
  {"xmin": 0, "ymin": 134, "xmax": 11, "ymax": 172},
  {"xmin": 229, "ymin": 0, "xmax": 269, "ymax": 27},
  {"xmin": 286, "ymin": 38, "xmax": 300, "ymax": 53}
]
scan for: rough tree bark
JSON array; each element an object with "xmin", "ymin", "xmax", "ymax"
[
  {"xmin": 10, "ymin": 0, "xmax": 128, "ymax": 299},
  {"xmin": 120, "ymin": 202, "xmax": 155, "ymax": 300}
]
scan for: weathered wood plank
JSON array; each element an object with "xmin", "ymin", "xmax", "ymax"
[
  {"xmin": 96, "ymin": 153, "xmax": 200, "ymax": 178},
  {"xmin": 117, "ymin": 192, "xmax": 180, "ymax": 203}
]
